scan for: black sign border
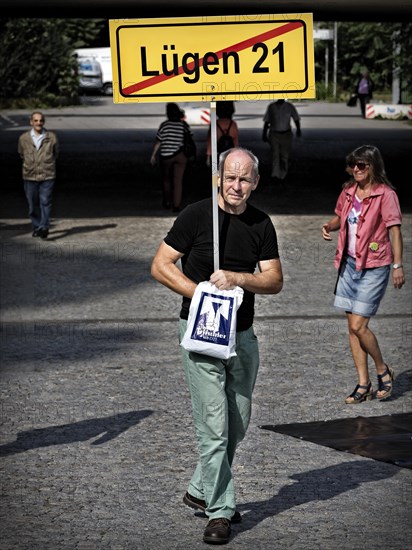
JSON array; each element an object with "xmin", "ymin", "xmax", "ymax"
[{"xmin": 114, "ymin": 18, "xmax": 311, "ymax": 100}]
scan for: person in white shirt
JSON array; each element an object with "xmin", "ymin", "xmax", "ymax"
[{"xmin": 262, "ymin": 99, "xmax": 301, "ymax": 181}]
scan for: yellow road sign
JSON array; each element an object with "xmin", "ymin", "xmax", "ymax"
[{"xmin": 109, "ymin": 14, "xmax": 315, "ymax": 103}]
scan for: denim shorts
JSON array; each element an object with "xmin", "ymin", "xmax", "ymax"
[{"xmin": 334, "ymin": 256, "xmax": 390, "ymax": 317}]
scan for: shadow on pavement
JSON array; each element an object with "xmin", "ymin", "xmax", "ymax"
[
  {"xmin": 0, "ymin": 409, "xmax": 153, "ymax": 456},
  {"xmin": 260, "ymin": 412, "xmax": 412, "ymax": 469},
  {"xmin": 46, "ymin": 223, "xmax": 118, "ymax": 241},
  {"xmin": 2, "ymin": 128, "xmax": 411, "ymax": 218},
  {"xmin": 232, "ymin": 459, "xmax": 399, "ymax": 539}
]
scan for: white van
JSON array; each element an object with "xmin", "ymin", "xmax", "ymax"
[
  {"xmin": 75, "ymin": 48, "xmax": 113, "ymax": 96},
  {"xmin": 77, "ymin": 58, "xmax": 103, "ymax": 93}
]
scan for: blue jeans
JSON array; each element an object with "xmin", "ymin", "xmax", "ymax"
[
  {"xmin": 179, "ymin": 319, "xmax": 260, "ymax": 520},
  {"xmin": 23, "ymin": 179, "xmax": 55, "ymax": 229}
]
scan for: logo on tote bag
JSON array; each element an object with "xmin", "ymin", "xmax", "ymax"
[
  {"xmin": 181, "ymin": 281, "xmax": 244, "ymax": 359},
  {"xmin": 191, "ymin": 291, "xmax": 234, "ymax": 345}
]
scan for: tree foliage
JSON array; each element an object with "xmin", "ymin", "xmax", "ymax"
[
  {"xmin": 315, "ymin": 22, "xmax": 411, "ymax": 100},
  {"xmin": 1, "ymin": 19, "xmax": 411, "ymax": 104},
  {"xmin": 0, "ymin": 18, "xmax": 105, "ymax": 102}
]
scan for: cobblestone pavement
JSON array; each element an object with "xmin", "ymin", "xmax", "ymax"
[
  {"xmin": 1, "ymin": 212, "xmax": 411, "ymax": 550},
  {"xmin": 1, "ymin": 101, "xmax": 411, "ymax": 549}
]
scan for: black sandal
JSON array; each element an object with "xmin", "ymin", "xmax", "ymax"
[
  {"xmin": 345, "ymin": 382, "xmax": 373, "ymax": 404},
  {"xmin": 376, "ymin": 365, "xmax": 395, "ymax": 401}
]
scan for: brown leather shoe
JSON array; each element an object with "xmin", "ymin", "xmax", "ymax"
[
  {"xmin": 183, "ymin": 491, "xmax": 206, "ymax": 511},
  {"xmin": 183, "ymin": 492, "xmax": 241, "ymax": 523},
  {"xmin": 203, "ymin": 518, "xmax": 231, "ymax": 544}
]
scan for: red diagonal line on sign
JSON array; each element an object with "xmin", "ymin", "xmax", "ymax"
[{"xmin": 122, "ymin": 21, "xmax": 303, "ymax": 95}]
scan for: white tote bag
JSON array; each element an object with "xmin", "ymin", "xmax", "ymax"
[{"xmin": 180, "ymin": 281, "xmax": 244, "ymax": 359}]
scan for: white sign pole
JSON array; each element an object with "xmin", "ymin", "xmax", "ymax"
[{"xmin": 210, "ymin": 100, "xmax": 219, "ymax": 271}]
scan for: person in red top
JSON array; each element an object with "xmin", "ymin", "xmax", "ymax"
[
  {"xmin": 206, "ymin": 101, "xmax": 239, "ymax": 167},
  {"xmin": 322, "ymin": 145, "xmax": 405, "ymax": 404}
]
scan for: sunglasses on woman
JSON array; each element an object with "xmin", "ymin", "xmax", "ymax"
[{"xmin": 348, "ymin": 162, "xmax": 370, "ymax": 170}]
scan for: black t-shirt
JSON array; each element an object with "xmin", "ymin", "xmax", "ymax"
[{"xmin": 164, "ymin": 198, "xmax": 279, "ymax": 331}]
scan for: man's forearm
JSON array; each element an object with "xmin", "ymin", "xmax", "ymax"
[
  {"xmin": 151, "ymin": 262, "xmax": 196, "ymax": 298},
  {"xmin": 236, "ymin": 270, "xmax": 283, "ymax": 295}
]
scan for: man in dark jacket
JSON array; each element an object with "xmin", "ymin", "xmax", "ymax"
[{"xmin": 18, "ymin": 111, "xmax": 59, "ymax": 239}]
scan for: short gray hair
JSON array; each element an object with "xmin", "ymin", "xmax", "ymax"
[{"xmin": 218, "ymin": 147, "xmax": 259, "ymax": 180}]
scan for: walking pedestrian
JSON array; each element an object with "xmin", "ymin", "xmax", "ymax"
[
  {"xmin": 206, "ymin": 101, "xmax": 239, "ymax": 167},
  {"xmin": 18, "ymin": 111, "xmax": 59, "ymax": 239},
  {"xmin": 151, "ymin": 147, "xmax": 283, "ymax": 544},
  {"xmin": 322, "ymin": 145, "xmax": 405, "ymax": 404},
  {"xmin": 150, "ymin": 102, "xmax": 194, "ymax": 213},
  {"xmin": 355, "ymin": 70, "xmax": 374, "ymax": 118},
  {"xmin": 262, "ymin": 99, "xmax": 301, "ymax": 180}
]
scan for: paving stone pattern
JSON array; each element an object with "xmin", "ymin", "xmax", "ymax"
[
  {"xmin": 1, "ymin": 100, "xmax": 411, "ymax": 549},
  {"xmin": 1, "ymin": 212, "xmax": 411, "ymax": 550}
]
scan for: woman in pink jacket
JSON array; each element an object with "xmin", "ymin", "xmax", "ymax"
[{"xmin": 322, "ymin": 145, "xmax": 405, "ymax": 404}]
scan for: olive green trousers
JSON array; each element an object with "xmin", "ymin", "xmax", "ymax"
[{"xmin": 179, "ymin": 319, "xmax": 260, "ymax": 520}]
